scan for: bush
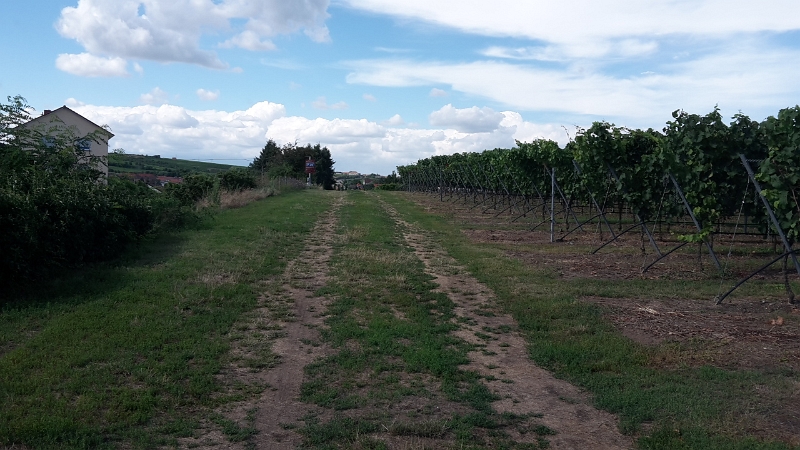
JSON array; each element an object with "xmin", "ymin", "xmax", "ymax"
[
  {"xmin": 164, "ymin": 173, "xmax": 216, "ymax": 205},
  {"xmin": 219, "ymin": 167, "xmax": 257, "ymax": 191},
  {"xmin": 0, "ymin": 171, "xmax": 166, "ymax": 285}
]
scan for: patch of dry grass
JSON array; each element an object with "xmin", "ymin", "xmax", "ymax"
[{"xmin": 219, "ymin": 188, "xmax": 276, "ymax": 209}]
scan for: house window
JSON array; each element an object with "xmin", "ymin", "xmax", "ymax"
[
  {"xmin": 41, "ymin": 136, "xmax": 56, "ymax": 148},
  {"xmin": 77, "ymin": 139, "xmax": 91, "ymax": 152}
]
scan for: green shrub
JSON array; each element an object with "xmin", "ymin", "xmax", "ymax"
[
  {"xmin": 219, "ymin": 167, "xmax": 256, "ymax": 191},
  {"xmin": 164, "ymin": 173, "xmax": 216, "ymax": 205},
  {"xmin": 376, "ymin": 183, "xmax": 399, "ymax": 191}
]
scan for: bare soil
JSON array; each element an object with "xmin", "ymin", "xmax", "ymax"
[
  {"xmin": 179, "ymin": 195, "xmax": 343, "ymax": 449},
  {"xmin": 251, "ymin": 196, "xmax": 342, "ymax": 448}
]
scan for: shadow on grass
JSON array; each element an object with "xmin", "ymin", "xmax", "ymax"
[{"xmin": 1, "ymin": 231, "xmax": 190, "ymax": 311}]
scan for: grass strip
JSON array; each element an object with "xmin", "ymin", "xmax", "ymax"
[{"xmin": 0, "ymin": 190, "xmax": 333, "ymax": 448}]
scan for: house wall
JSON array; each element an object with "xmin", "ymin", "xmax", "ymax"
[{"xmin": 23, "ymin": 108, "xmax": 113, "ymax": 178}]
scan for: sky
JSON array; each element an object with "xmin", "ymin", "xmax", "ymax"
[{"xmin": 2, "ymin": 1, "xmax": 800, "ymax": 175}]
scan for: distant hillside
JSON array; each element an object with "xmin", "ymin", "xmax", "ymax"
[{"xmin": 109, "ymin": 154, "xmax": 238, "ymax": 177}]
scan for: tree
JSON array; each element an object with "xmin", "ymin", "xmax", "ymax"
[
  {"xmin": 310, "ymin": 143, "xmax": 335, "ymax": 190},
  {"xmin": 250, "ymin": 139, "xmax": 282, "ymax": 175},
  {"xmin": 219, "ymin": 167, "xmax": 257, "ymax": 191},
  {"xmin": 250, "ymin": 139, "xmax": 336, "ymax": 189}
]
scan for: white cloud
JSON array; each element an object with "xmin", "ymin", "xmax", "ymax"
[
  {"xmin": 55, "ymin": 0, "xmax": 331, "ymax": 71},
  {"xmin": 312, "ymin": 96, "xmax": 349, "ymax": 110},
  {"xmin": 383, "ymin": 114, "xmax": 405, "ymax": 126},
  {"xmin": 139, "ymin": 87, "xmax": 170, "ymax": 105},
  {"xmin": 363, "ymin": 93, "xmax": 377, "ymax": 101},
  {"xmin": 429, "ymin": 104, "xmax": 505, "ymax": 133},
  {"xmin": 348, "ymin": 59, "xmax": 659, "ymax": 117},
  {"xmin": 196, "ymin": 89, "xmax": 220, "ymax": 101},
  {"xmin": 617, "ymin": 39, "xmax": 659, "ymax": 57},
  {"xmin": 345, "ymin": 45, "xmax": 800, "ymax": 126},
  {"xmin": 220, "ymin": 31, "xmax": 276, "ymax": 51},
  {"xmin": 481, "ymin": 39, "xmax": 658, "ymax": 61},
  {"xmin": 55, "ymin": 53, "xmax": 129, "ymax": 77},
  {"xmin": 65, "ymin": 98, "xmax": 86, "ymax": 107},
  {"xmin": 429, "ymin": 88, "xmax": 448, "ymax": 97},
  {"xmin": 66, "ymin": 99, "xmax": 566, "ymax": 175},
  {"xmin": 342, "ymin": 1, "xmax": 800, "ymax": 49},
  {"xmin": 500, "ymin": 112, "xmax": 569, "ymax": 145},
  {"xmin": 268, "ymin": 117, "xmax": 386, "ymax": 144},
  {"xmin": 68, "ymin": 100, "xmax": 287, "ymax": 159},
  {"xmin": 155, "ymin": 105, "xmax": 199, "ymax": 128}
]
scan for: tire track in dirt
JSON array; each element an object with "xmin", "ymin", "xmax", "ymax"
[
  {"xmin": 381, "ymin": 199, "xmax": 633, "ymax": 450},
  {"xmin": 251, "ymin": 194, "xmax": 342, "ymax": 449},
  {"xmin": 180, "ymin": 194, "xmax": 342, "ymax": 449}
]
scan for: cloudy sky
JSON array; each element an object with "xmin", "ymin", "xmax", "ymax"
[{"xmin": 2, "ymin": 1, "xmax": 800, "ymax": 174}]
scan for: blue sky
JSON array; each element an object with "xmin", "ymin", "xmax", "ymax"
[{"xmin": 2, "ymin": 0, "xmax": 800, "ymax": 175}]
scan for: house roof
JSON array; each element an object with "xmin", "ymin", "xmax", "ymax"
[{"xmin": 24, "ymin": 106, "xmax": 114, "ymax": 138}]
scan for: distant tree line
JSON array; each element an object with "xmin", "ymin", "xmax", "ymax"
[{"xmin": 250, "ymin": 139, "xmax": 335, "ymax": 189}]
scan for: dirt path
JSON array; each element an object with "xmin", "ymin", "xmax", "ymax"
[
  {"xmin": 179, "ymin": 194, "xmax": 343, "ymax": 449},
  {"xmin": 381, "ymin": 199, "xmax": 634, "ymax": 450},
  {"xmin": 251, "ymin": 195, "xmax": 342, "ymax": 448}
]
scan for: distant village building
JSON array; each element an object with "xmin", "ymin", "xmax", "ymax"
[{"xmin": 22, "ymin": 106, "xmax": 114, "ymax": 178}]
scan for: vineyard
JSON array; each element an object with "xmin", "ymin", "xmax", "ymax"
[{"xmin": 398, "ymin": 106, "xmax": 800, "ymax": 303}]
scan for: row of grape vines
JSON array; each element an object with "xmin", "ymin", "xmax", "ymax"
[{"xmin": 397, "ymin": 106, "xmax": 800, "ymax": 300}]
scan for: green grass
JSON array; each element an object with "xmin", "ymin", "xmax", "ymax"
[
  {"xmin": 380, "ymin": 191, "xmax": 800, "ymax": 450},
  {"xmin": 0, "ymin": 190, "xmax": 334, "ymax": 448}
]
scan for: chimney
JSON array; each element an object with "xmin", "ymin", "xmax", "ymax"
[{"xmin": 43, "ymin": 110, "xmax": 52, "ymax": 116}]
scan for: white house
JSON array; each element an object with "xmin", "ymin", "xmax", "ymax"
[{"xmin": 22, "ymin": 106, "xmax": 114, "ymax": 178}]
